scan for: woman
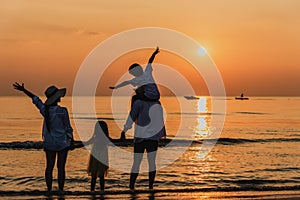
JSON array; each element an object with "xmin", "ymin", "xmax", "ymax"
[{"xmin": 13, "ymin": 82, "xmax": 73, "ymax": 192}]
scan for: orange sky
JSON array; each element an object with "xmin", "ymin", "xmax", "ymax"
[{"xmin": 1, "ymin": 0, "xmax": 300, "ymax": 96}]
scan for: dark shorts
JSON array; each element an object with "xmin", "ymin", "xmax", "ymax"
[{"xmin": 134, "ymin": 140, "xmax": 158, "ymax": 153}]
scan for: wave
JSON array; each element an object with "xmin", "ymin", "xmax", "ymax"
[
  {"xmin": 222, "ymin": 178, "xmax": 299, "ymax": 185},
  {"xmin": 1, "ymin": 185, "xmax": 300, "ymax": 197},
  {"xmin": 0, "ymin": 141, "xmax": 44, "ymax": 149},
  {"xmin": 169, "ymin": 112, "xmax": 225, "ymax": 116},
  {"xmin": 233, "ymin": 112, "xmax": 268, "ymax": 115},
  {"xmin": 73, "ymin": 117, "xmax": 122, "ymax": 121},
  {"xmin": 1, "ymin": 137, "xmax": 300, "ymax": 150},
  {"xmin": 246, "ymin": 167, "xmax": 300, "ymax": 173}
]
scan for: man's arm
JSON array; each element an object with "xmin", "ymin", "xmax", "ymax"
[
  {"xmin": 13, "ymin": 82, "xmax": 35, "ymax": 98},
  {"xmin": 109, "ymin": 80, "xmax": 131, "ymax": 89},
  {"xmin": 120, "ymin": 100, "xmax": 140, "ymax": 139},
  {"xmin": 148, "ymin": 47, "xmax": 160, "ymax": 64}
]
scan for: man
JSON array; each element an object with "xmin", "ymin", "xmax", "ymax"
[{"xmin": 121, "ymin": 92, "xmax": 166, "ymax": 191}]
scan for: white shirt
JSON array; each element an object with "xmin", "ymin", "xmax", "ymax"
[
  {"xmin": 32, "ymin": 96, "xmax": 73, "ymax": 151},
  {"xmin": 128, "ymin": 63, "xmax": 160, "ymax": 99},
  {"xmin": 124, "ymin": 99, "xmax": 166, "ymax": 142}
]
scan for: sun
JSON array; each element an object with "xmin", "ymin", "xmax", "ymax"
[{"xmin": 198, "ymin": 47, "xmax": 207, "ymax": 56}]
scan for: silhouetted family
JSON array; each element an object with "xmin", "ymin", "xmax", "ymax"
[{"xmin": 13, "ymin": 47, "xmax": 166, "ymax": 194}]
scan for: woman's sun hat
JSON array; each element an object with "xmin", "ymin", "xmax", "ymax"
[{"xmin": 44, "ymin": 85, "xmax": 66, "ymax": 106}]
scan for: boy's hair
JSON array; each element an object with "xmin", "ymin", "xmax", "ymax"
[
  {"xmin": 94, "ymin": 120, "xmax": 109, "ymax": 137},
  {"xmin": 129, "ymin": 63, "xmax": 141, "ymax": 70},
  {"xmin": 128, "ymin": 63, "xmax": 143, "ymax": 77}
]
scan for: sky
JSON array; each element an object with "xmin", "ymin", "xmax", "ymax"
[{"xmin": 1, "ymin": 0, "xmax": 300, "ymax": 96}]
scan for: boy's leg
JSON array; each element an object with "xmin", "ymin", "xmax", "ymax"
[
  {"xmin": 57, "ymin": 148, "xmax": 68, "ymax": 191},
  {"xmin": 131, "ymin": 95, "xmax": 138, "ymax": 108},
  {"xmin": 44, "ymin": 148, "xmax": 56, "ymax": 191},
  {"xmin": 142, "ymin": 84, "xmax": 160, "ymax": 101}
]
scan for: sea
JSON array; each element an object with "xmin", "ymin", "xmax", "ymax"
[{"xmin": 0, "ymin": 96, "xmax": 300, "ymax": 199}]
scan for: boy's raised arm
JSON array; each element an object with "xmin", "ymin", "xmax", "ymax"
[{"xmin": 148, "ymin": 47, "xmax": 160, "ymax": 64}]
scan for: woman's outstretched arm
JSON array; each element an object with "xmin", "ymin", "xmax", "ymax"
[{"xmin": 13, "ymin": 82, "xmax": 35, "ymax": 98}]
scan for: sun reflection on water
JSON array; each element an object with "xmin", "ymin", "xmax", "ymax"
[
  {"xmin": 193, "ymin": 97, "xmax": 210, "ymax": 140},
  {"xmin": 189, "ymin": 97, "xmax": 215, "ymax": 160}
]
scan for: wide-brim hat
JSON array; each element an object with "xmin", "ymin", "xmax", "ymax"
[{"xmin": 44, "ymin": 85, "xmax": 66, "ymax": 106}]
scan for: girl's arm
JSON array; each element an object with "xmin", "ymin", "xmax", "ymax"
[
  {"xmin": 83, "ymin": 135, "xmax": 96, "ymax": 146},
  {"xmin": 13, "ymin": 82, "xmax": 35, "ymax": 98}
]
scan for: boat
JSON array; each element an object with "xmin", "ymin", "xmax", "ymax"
[
  {"xmin": 184, "ymin": 96, "xmax": 200, "ymax": 100},
  {"xmin": 235, "ymin": 93, "xmax": 249, "ymax": 100},
  {"xmin": 235, "ymin": 97, "xmax": 249, "ymax": 100}
]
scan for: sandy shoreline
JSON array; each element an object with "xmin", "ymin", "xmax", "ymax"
[{"xmin": 1, "ymin": 188, "xmax": 300, "ymax": 199}]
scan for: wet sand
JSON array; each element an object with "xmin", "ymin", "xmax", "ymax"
[{"xmin": 1, "ymin": 188, "xmax": 300, "ymax": 199}]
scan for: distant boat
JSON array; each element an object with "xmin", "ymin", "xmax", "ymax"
[
  {"xmin": 235, "ymin": 93, "xmax": 249, "ymax": 100},
  {"xmin": 184, "ymin": 96, "xmax": 200, "ymax": 100}
]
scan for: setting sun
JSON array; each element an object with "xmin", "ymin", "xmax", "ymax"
[{"xmin": 198, "ymin": 47, "xmax": 207, "ymax": 56}]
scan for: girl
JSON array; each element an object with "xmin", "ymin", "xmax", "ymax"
[
  {"xmin": 13, "ymin": 82, "xmax": 73, "ymax": 192},
  {"xmin": 84, "ymin": 121, "xmax": 109, "ymax": 192}
]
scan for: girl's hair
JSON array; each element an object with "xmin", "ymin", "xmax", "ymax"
[{"xmin": 94, "ymin": 121, "xmax": 109, "ymax": 137}]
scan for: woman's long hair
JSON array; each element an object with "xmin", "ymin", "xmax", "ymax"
[
  {"xmin": 44, "ymin": 100, "xmax": 59, "ymax": 133},
  {"xmin": 45, "ymin": 105, "xmax": 51, "ymax": 133}
]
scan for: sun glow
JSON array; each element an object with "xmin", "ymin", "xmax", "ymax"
[{"xmin": 198, "ymin": 47, "xmax": 207, "ymax": 56}]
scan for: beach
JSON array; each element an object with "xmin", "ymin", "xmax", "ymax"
[
  {"xmin": 1, "ymin": 96, "xmax": 300, "ymax": 199},
  {"xmin": 1, "ymin": 189, "xmax": 300, "ymax": 199}
]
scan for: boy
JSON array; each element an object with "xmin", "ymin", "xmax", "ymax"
[{"xmin": 109, "ymin": 47, "xmax": 160, "ymax": 101}]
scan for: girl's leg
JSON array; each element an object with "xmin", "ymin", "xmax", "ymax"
[
  {"xmin": 91, "ymin": 175, "xmax": 97, "ymax": 191},
  {"xmin": 57, "ymin": 148, "xmax": 68, "ymax": 191},
  {"xmin": 44, "ymin": 149, "xmax": 56, "ymax": 191},
  {"xmin": 99, "ymin": 174, "xmax": 105, "ymax": 191}
]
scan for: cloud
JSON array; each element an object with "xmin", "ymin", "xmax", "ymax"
[
  {"xmin": 75, "ymin": 30, "xmax": 107, "ymax": 37},
  {"xmin": 3, "ymin": 17, "xmax": 107, "ymax": 38}
]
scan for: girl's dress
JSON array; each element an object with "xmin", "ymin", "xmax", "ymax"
[{"xmin": 87, "ymin": 138, "xmax": 109, "ymax": 177}]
